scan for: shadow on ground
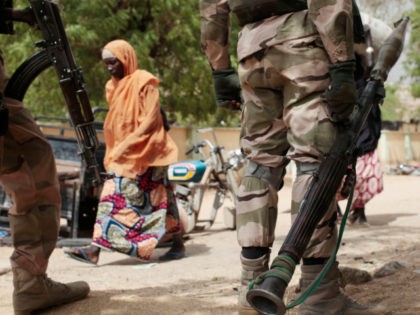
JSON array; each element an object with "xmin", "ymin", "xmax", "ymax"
[{"xmin": 40, "ymin": 278, "xmax": 238, "ymax": 315}]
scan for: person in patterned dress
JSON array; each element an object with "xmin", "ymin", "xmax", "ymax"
[{"xmin": 64, "ymin": 40, "xmax": 185, "ymax": 264}]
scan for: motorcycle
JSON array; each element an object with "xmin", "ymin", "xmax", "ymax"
[{"xmin": 168, "ymin": 128, "xmax": 245, "ymax": 233}]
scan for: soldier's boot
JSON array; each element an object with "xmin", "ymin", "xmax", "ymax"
[
  {"xmin": 13, "ymin": 267, "xmax": 90, "ymax": 315},
  {"xmin": 298, "ymin": 262, "xmax": 387, "ymax": 315},
  {"xmin": 238, "ymin": 253, "xmax": 270, "ymax": 314}
]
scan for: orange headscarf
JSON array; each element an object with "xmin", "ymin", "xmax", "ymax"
[{"xmin": 102, "ymin": 39, "xmax": 178, "ymax": 178}]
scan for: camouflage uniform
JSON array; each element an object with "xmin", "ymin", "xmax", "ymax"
[
  {"xmin": 200, "ymin": 0, "xmax": 353, "ymax": 265},
  {"xmin": 0, "ymin": 52, "xmax": 89, "ymax": 314},
  {"xmin": 201, "ymin": 1, "xmax": 386, "ymax": 314}
]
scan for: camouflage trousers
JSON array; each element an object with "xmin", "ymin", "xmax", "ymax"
[
  {"xmin": 0, "ymin": 97, "xmax": 61, "ymax": 275},
  {"xmin": 236, "ymin": 24, "xmax": 338, "ymax": 258}
]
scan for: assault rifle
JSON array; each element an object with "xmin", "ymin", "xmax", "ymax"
[
  {"xmin": 246, "ymin": 16, "xmax": 410, "ymax": 315},
  {"xmin": 0, "ymin": 0, "xmax": 102, "ymax": 187}
]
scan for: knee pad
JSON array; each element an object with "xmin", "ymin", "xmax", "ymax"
[
  {"xmin": 244, "ymin": 160, "xmax": 285, "ymax": 191},
  {"xmin": 295, "ymin": 161, "xmax": 320, "ymax": 176}
]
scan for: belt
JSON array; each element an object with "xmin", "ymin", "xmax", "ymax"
[{"xmin": 230, "ymin": 0, "xmax": 307, "ymax": 27}]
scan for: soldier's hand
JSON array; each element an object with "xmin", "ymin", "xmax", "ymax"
[
  {"xmin": 0, "ymin": 94, "xmax": 8, "ymax": 136},
  {"xmin": 212, "ymin": 68, "xmax": 242, "ymax": 110},
  {"xmin": 374, "ymin": 83, "xmax": 386, "ymax": 106},
  {"xmin": 324, "ymin": 60, "xmax": 357, "ymax": 122}
]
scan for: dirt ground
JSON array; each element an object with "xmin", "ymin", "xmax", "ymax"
[{"xmin": 1, "ymin": 173, "xmax": 420, "ymax": 315}]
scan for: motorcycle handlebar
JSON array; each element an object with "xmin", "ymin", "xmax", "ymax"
[{"xmin": 185, "ymin": 141, "xmax": 206, "ymax": 155}]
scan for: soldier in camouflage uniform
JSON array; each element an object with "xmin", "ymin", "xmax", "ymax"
[
  {"xmin": 0, "ymin": 52, "xmax": 90, "ymax": 314},
  {"xmin": 200, "ymin": 1, "xmax": 385, "ymax": 314}
]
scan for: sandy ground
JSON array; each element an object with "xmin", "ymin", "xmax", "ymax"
[{"xmin": 1, "ymin": 174, "xmax": 420, "ymax": 315}]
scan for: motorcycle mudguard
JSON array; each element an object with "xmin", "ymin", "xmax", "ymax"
[{"xmin": 167, "ymin": 160, "xmax": 206, "ymax": 183}]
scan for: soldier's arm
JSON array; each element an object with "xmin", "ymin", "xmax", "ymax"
[
  {"xmin": 308, "ymin": 0, "xmax": 355, "ymax": 63},
  {"xmin": 200, "ymin": 0, "xmax": 241, "ymax": 109},
  {"xmin": 199, "ymin": 0, "xmax": 231, "ymax": 70},
  {"xmin": 308, "ymin": 0, "xmax": 357, "ymax": 122}
]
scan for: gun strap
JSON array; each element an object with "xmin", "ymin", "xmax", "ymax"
[
  {"xmin": 229, "ymin": 0, "xmax": 307, "ymax": 27},
  {"xmin": 286, "ymin": 159, "xmax": 357, "ymax": 309}
]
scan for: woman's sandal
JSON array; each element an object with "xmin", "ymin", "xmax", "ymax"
[{"xmin": 64, "ymin": 246, "xmax": 98, "ymax": 265}]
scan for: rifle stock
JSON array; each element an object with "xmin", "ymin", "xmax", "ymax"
[{"xmin": 246, "ymin": 16, "xmax": 410, "ymax": 315}]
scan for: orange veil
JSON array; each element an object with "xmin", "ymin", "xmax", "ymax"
[{"xmin": 102, "ymin": 40, "xmax": 178, "ymax": 178}]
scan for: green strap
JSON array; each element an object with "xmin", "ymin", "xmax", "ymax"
[
  {"xmin": 286, "ymin": 159, "xmax": 357, "ymax": 309},
  {"xmin": 248, "ymin": 254, "xmax": 297, "ymax": 290},
  {"xmin": 247, "ymin": 160, "xmax": 357, "ymax": 309}
]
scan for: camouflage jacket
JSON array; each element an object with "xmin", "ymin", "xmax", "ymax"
[{"xmin": 200, "ymin": 0, "xmax": 355, "ymax": 70}]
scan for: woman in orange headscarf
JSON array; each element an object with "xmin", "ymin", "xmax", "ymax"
[{"xmin": 65, "ymin": 40, "xmax": 185, "ymax": 264}]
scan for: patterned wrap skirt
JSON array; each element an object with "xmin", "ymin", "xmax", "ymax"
[
  {"xmin": 351, "ymin": 150, "xmax": 384, "ymax": 209},
  {"xmin": 92, "ymin": 166, "xmax": 181, "ymax": 260},
  {"xmin": 337, "ymin": 150, "xmax": 384, "ymax": 209}
]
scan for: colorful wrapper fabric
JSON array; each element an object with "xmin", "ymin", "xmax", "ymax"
[{"xmin": 92, "ymin": 167, "xmax": 180, "ymax": 260}]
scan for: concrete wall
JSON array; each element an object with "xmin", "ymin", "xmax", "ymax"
[
  {"xmin": 41, "ymin": 124, "xmax": 418, "ymax": 167},
  {"xmin": 168, "ymin": 127, "xmax": 241, "ymax": 161},
  {"xmin": 378, "ymin": 130, "xmax": 420, "ymax": 165},
  {"xmin": 170, "ymin": 127, "xmax": 420, "ymax": 166}
]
